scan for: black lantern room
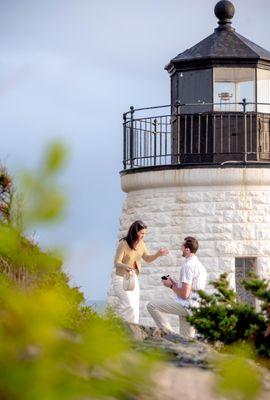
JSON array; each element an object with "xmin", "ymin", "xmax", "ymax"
[
  {"xmin": 166, "ymin": 0, "xmax": 270, "ymax": 113},
  {"xmin": 122, "ymin": 0, "xmax": 270, "ymax": 171},
  {"xmin": 166, "ymin": 0, "xmax": 270, "ymax": 164}
]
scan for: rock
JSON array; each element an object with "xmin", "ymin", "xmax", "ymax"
[
  {"xmin": 126, "ymin": 323, "xmax": 215, "ymax": 369},
  {"xmin": 139, "ymin": 366, "xmax": 227, "ymax": 400},
  {"xmin": 125, "ymin": 323, "xmax": 166, "ymax": 341}
]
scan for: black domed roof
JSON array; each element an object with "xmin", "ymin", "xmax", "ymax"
[{"xmin": 166, "ymin": 1, "xmax": 270, "ymax": 72}]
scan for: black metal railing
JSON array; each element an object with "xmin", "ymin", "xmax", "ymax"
[{"xmin": 122, "ymin": 101, "xmax": 270, "ymax": 170}]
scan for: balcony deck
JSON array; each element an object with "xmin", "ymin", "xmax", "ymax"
[{"xmin": 122, "ymin": 102, "xmax": 270, "ymax": 174}]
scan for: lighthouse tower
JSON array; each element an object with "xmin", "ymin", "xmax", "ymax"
[{"xmin": 108, "ymin": 0, "xmax": 270, "ymax": 327}]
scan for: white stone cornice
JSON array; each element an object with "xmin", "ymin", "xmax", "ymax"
[{"xmin": 121, "ymin": 168, "xmax": 270, "ymax": 192}]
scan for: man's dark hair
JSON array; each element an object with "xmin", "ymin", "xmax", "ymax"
[{"xmin": 184, "ymin": 236, "xmax": 199, "ymax": 254}]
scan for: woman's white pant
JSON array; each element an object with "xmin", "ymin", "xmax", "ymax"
[{"xmin": 112, "ymin": 273, "xmax": 140, "ymax": 324}]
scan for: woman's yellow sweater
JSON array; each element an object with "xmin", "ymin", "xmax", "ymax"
[{"xmin": 114, "ymin": 239, "xmax": 158, "ymax": 276}]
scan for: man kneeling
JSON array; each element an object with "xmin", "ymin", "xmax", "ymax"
[{"xmin": 147, "ymin": 236, "xmax": 207, "ymax": 338}]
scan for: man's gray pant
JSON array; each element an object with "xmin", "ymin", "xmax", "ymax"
[{"xmin": 147, "ymin": 299, "xmax": 195, "ymax": 338}]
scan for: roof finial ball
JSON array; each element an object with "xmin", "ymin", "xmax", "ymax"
[{"xmin": 214, "ymin": 0, "xmax": 235, "ymax": 31}]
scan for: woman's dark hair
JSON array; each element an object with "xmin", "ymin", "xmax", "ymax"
[{"xmin": 121, "ymin": 220, "xmax": 147, "ymax": 249}]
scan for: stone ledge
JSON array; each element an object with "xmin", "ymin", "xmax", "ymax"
[{"xmin": 121, "ymin": 168, "xmax": 270, "ymax": 192}]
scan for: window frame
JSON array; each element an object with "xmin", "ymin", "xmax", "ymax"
[{"xmin": 235, "ymin": 257, "xmax": 257, "ymax": 306}]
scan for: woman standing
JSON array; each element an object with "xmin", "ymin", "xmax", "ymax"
[{"xmin": 113, "ymin": 220, "xmax": 168, "ymax": 324}]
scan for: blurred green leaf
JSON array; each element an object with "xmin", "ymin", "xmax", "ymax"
[
  {"xmin": 0, "ymin": 283, "xmax": 160, "ymax": 400},
  {"xmin": 19, "ymin": 142, "xmax": 68, "ymax": 227},
  {"xmin": 42, "ymin": 141, "xmax": 69, "ymax": 175},
  {"xmin": 215, "ymin": 344, "xmax": 262, "ymax": 400}
]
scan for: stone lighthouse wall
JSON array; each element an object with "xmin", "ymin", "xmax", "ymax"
[{"xmin": 107, "ymin": 167, "xmax": 270, "ymax": 328}]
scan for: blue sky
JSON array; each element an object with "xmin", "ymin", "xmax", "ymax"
[{"xmin": 0, "ymin": 0, "xmax": 269, "ymax": 301}]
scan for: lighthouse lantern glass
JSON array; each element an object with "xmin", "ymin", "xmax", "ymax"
[
  {"xmin": 257, "ymin": 69, "xmax": 270, "ymax": 113},
  {"xmin": 214, "ymin": 67, "xmax": 255, "ymax": 112}
]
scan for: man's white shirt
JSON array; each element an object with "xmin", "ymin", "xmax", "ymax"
[{"xmin": 176, "ymin": 255, "xmax": 207, "ymax": 309}]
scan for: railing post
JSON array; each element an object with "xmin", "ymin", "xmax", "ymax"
[
  {"xmin": 130, "ymin": 106, "xmax": 134, "ymax": 168},
  {"xmin": 242, "ymin": 98, "xmax": 247, "ymax": 163},
  {"xmin": 174, "ymin": 100, "xmax": 181, "ymax": 118},
  {"xmin": 153, "ymin": 118, "xmax": 157, "ymax": 166},
  {"xmin": 174, "ymin": 100, "xmax": 181, "ymax": 164},
  {"xmin": 123, "ymin": 112, "xmax": 127, "ymax": 169}
]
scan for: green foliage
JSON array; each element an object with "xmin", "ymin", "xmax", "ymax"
[
  {"xmin": 0, "ymin": 166, "xmax": 13, "ymax": 224},
  {"xmin": 188, "ymin": 273, "xmax": 270, "ymax": 357},
  {"xmin": 0, "ymin": 142, "xmax": 161, "ymax": 399},
  {"xmin": 42, "ymin": 140, "xmax": 68, "ymax": 174},
  {"xmin": 38, "ymin": 269, "xmax": 95, "ymax": 332},
  {"xmin": 0, "ymin": 283, "xmax": 159, "ymax": 400},
  {"xmin": 214, "ymin": 344, "xmax": 262, "ymax": 400},
  {"xmin": 21, "ymin": 141, "xmax": 68, "ymax": 226},
  {"xmin": 0, "ymin": 141, "xmax": 68, "ymax": 280},
  {"xmin": 0, "ymin": 225, "xmax": 60, "ymax": 278}
]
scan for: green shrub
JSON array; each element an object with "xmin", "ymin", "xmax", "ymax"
[{"xmin": 188, "ymin": 273, "xmax": 270, "ymax": 357}]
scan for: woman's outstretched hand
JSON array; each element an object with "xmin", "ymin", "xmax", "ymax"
[{"xmin": 157, "ymin": 248, "xmax": 169, "ymax": 257}]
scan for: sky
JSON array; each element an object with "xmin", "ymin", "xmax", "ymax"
[{"xmin": 0, "ymin": 0, "xmax": 270, "ymax": 301}]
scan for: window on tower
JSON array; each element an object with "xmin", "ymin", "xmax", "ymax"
[{"xmin": 235, "ymin": 257, "xmax": 257, "ymax": 306}]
